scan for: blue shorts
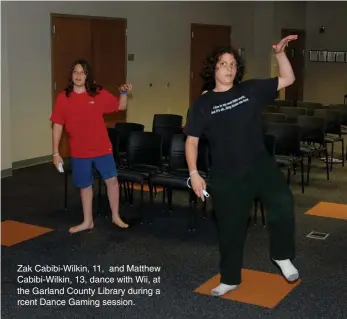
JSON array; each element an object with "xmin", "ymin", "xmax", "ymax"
[{"xmin": 70, "ymin": 154, "xmax": 118, "ymax": 189}]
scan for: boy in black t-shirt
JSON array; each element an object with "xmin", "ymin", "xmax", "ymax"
[{"xmin": 184, "ymin": 36, "xmax": 299, "ymax": 296}]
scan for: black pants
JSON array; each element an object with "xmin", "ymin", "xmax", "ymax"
[{"xmin": 210, "ymin": 153, "xmax": 295, "ymax": 285}]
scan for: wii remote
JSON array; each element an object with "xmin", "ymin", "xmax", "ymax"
[
  {"xmin": 58, "ymin": 162, "xmax": 64, "ymax": 173},
  {"xmin": 202, "ymin": 189, "xmax": 210, "ymax": 198}
]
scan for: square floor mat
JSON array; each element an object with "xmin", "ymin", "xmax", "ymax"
[
  {"xmin": 193, "ymin": 269, "xmax": 301, "ymax": 308},
  {"xmin": 1, "ymin": 220, "xmax": 53, "ymax": 247},
  {"xmin": 305, "ymin": 202, "xmax": 347, "ymax": 220}
]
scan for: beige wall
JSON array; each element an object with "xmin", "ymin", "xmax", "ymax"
[
  {"xmin": 1, "ymin": 1, "xmax": 346, "ymax": 171},
  {"xmin": 304, "ymin": 1, "xmax": 347, "ymax": 104},
  {"xmin": 1, "ymin": 4, "xmax": 12, "ymax": 171}
]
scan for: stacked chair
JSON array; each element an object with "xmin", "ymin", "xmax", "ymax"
[
  {"xmin": 98, "ymin": 114, "xmax": 208, "ymax": 231},
  {"xmin": 262, "ymin": 99, "xmax": 346, "ymax": 187}
]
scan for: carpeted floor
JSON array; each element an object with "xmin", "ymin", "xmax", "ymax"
[{"xmin": 1, "ymin": 157, "xmax": 347, "ymax": 318}]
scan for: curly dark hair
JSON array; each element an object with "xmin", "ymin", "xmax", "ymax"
[
  {"xmin": 65, "ymin": 59, "xmax": 102, "ymax": 97},
  {"xmin": 200, "ymin": 46, "xmax": 245, "ymax": 92}
]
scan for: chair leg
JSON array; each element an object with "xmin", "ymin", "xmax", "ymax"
[
  {"xmin": 119, "ymin": 182, "xmax": 127, "ymax": 205},
  {"xmin": 325, "ymin": 149, "xmax": 330, "ymax": 181},
  {"xmin": 253, "ymin": 199, "xmax": 258, "ymax": 225},
  {"xmin": 130, "ymin": 182, "xmax": 134, "ymax": 206},
  {"xmin": 147, "ymin": 181, "xmax": 154, "ymax": 225},
  {"xmin": 122, "ymin": 182, "xmax": 128, "ymax": 203},
  {"xmin": 140, "ymin": 183, "xmax": 144, "ymax": 203},
  {"xmin": 306, "ymin": 155, "xmax": 312, "ymax": 186},
  {"xmin": 300, "ymin": 159, "xmax": 305, "ymax": 194},
  {"xmin": 287, "ymin": 167, "xmax": 291, "ymax": 185},
  {"xmin": 167, "ymin": 188, "xmax": 173, "ymax": 213},
  {"xmin": 342, "ymin": 139, "xmax": 345, "ymax": 167},
  {"xmin": 330, "ymin": 142, "xmax": 334, "ymax": 172},
  {"xmin": 148, "ymin": 182, "xmax": 154, "ymax": 205},
  {"xmin": 161, "ymin": 188, "xmax": 166, "ymax": 212},
  {"xmin": 126, "ymin": 182, "xmax": 131, "ymax": 203},
  {"xmin": 260, "ymin": 201, "xmax": 266, "ymax": 227},
  {"xmin": 293, "ymin": 163, "xmax": 297, "ymax": 176}
]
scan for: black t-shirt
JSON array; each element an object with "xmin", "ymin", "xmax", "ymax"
[{"xmin": 184, "ymin": 77, "xmax": 278, "ymax": 176}]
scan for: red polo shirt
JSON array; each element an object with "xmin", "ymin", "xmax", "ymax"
[{"xmin": 50, "ymin": 89, "xmax": 120, "ymax": 158}]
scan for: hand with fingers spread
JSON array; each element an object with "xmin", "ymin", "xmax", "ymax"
[
  {"xmin": 272, "ymin": 35, "xmax": 298, "ymax": 54},
  {"xmin": 190, "ymin": 172, "xmax": 207, "ymax": 202}
]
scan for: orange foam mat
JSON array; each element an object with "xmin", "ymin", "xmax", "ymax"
[
  {"xmin": 193, "ymin": 269, "xmax": 301, "ymax": 309},
  {"xmin": 1, "ymin": 220, "xmax": 53, "ymax": 247},
  {"xmin": 305, "ymin": 201, "xmax": 347, "ymax": 220},
  {"xmin": 132, "ymin": 184, "xmax": 163, "ymax": 192}
]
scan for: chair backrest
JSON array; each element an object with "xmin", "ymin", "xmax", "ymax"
[
  {"xmin": 314, "ymin": 109, "xmax": 342, "ymax": 134},
  {"xmin": 126, "ymin": 132, "xmax": 163, "ymax": 168},
  {"xmin": 153, "ymin": 125, "xmax": 183, "ymax": 157},
  {"xmin": 114, "ymin": 122, "xmax": 145, "ymax": 153},
  {"xmin": 329, "ymin": 104, "xmax": 347, "ymax": 125},
  {"xmin": 272, "ymin": 100, "xmax": 294, "ymax": 107},
  {"xmin": 279, "ymin": 106, "xmax": 307, "ymax": 120},
  {"xmin": 262, "ymin": 112, "xmax": 287, "ymax": 123},
  {"xmin": 168, "ymin": 134, "xmax": 210, "ymax": 174},
  {"xmin": 265, "ymin": 105, "xmax": 278, "ymax": 113},
  {"xmin": 265, "ymin": 123, "xmax": 302, "ymax": 156},
  {"xmin": 152, "ymin": 114, "xmax": 183, "ymax": 130},
  {"xmin": 168, "ymin": 134, "xmax": 188, "ymax": 171},
  {"xmin": 107, "ymin": 128, "xmax": 120, "ymax": 162},
  {"xmin": 297, "ymin": 102, "xmax": 323, "ymax": 115},
  {"xmin": 296, "ymin": 116, "xmax": 326, "ymax": 143}
]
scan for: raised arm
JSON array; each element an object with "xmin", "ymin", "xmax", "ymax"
[
  {"xmin": 102, "ymin": 84, "xmax": 132, "ymax": 113},
  {"xmin": 273, "ymin": 35, "xmax": 297, "ymax": 90},
  {"xmin": 118, "ymin": 84, "xmax": 132, "ymax": 110}
]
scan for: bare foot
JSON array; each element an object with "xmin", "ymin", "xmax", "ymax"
[
  {"xmin": 69, "ymin": 221, "xmax": 94, "ymax": 233},
  {"xmin": 112, "ymin": 216, "xmax": 129, "ymax": 228}
]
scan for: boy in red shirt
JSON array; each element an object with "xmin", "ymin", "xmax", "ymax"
[{"xmin": 50, "ymin": 59, "xmax": 132, "ymax": 233}]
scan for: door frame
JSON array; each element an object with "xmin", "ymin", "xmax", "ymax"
[
  {"xmin": 189, "ymin": 23, "xmax": 231, "ymax": 106},
  {"xmin": 281, "ymin": 28, "xmax": 306, "ymax": 36},
  {"xmin": 50, "ymin": 13, "xmax": 128, "ymax": 108}
]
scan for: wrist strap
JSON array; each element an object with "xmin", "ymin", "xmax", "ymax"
[
  {"xmin": 119, "ymin": 89, "xmax": 128, "ymax": 95},
  {"xmin": 187, "ymin": 177, "xmax": 192, "ymax": 188},
  {"xmin": 189, "ymin": 170, "xmax": 198, "ymax": 176},
  {"xmin": 53, "ymin": 152, "xmax": 59, "ymax": 157}
]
